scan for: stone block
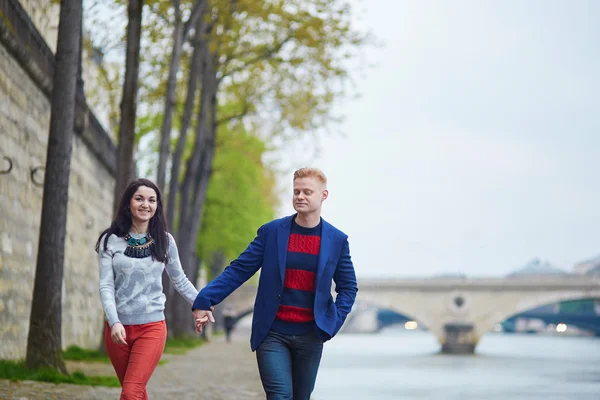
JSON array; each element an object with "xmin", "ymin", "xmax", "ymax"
[
  {"xmin": 0, "ymin": 70, "xmax": 11, "ymax": 97},
  {"xmin": 9, "ymin": 84, "xmax": 27, "ymax": 109}
]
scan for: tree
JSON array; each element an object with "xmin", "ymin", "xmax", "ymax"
[
  {"xmin": 165, "ymin": 0, "xmax": 368, "ymax": 336},
  {"xmin": 82, "ymin": 0, "xmax": 370, "ymax": 338},
  {"xmin": 156, "ymin": 0, "xmax": 206, "ymax": 191},
  {"xmin": 197, "ymin": 123, "xmax": 278, "ymax": 269},
  {"xmin": 166, "ymin": 12, "xmax": 207, "ymax": 232},
  {"xmin": 168, "ymin": 20, "xmax": 219, "ymax": 335},
  {"xmin": 171, "ymin": 118, "xmax": 278, "ymax": 336},
  {"xmin": 197, "ymin": 123, "xmax": 277, "ymax": 333},
  {"xmin": 26, "ymin": 0, "xmax": 83, "ymax": 373},
  {"xmin": 113, "ymin": 0, "xmax": 144, "ymax": 216},
  {"xmin": 163, "ymin": 14, "xmax": 207, "ymax": 327}
]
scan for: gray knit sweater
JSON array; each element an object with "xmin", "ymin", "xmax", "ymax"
[{"xmin": 98, "ymin": 232, "xmax": 198, "ymax": 327}]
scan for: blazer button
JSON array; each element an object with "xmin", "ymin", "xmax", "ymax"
[{"xmin": 277, "ymin": 294, "xmax": 281, "ymax": 299}]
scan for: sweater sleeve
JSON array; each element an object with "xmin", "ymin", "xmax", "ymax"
[
  {"xmin": 165, "ymin": 233, "xmax": 199, "ymax": 305},
  {"xmin": 98, "ymin": 234, "xmax": 120, "ymax": 327}
]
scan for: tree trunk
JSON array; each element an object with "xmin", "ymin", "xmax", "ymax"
[
  {"xmin": 113, "ymin": 0, "xmax": 143, "ymax": 216},
  {"xmin": 177, "ymin": 38, "xmax": 215, "ymax": 231},
  {"xmin": 164, "ymin": 14, "xmax": 207, "ymax": 332},
  {"xmin": 169, "ymin": 46, "xmax": 218, "ymax": 338},
  {"xmin": 25, "ymin": 0, "xmax": 83, "ymax": 373},
  {"xmin": 209, "ymin": 250, "xmax": 225, "ymax": 332},
  {"xmin": 156, "ymin": 0, "xmax": 206, "ymax": 191},
  {"xmin": 166, "ymin": 14, "xmax": 207, "ymax": 234},
  {"xmin": 186, "ymin": 75, "xmax": 218, "ymax": 246}
]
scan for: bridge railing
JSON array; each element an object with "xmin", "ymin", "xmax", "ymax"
[{"xmin": 357, "ymin": 276, "xmax": 600, "ymax": 291}]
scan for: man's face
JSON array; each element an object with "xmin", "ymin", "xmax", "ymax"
[{"xmin": 293, "ymin": 177, "xmax": 328, "ymax": 214}]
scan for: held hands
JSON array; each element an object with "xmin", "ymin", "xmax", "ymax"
[
  {"xmin": 110, "ymin": 323, "xmax": 127, "ymax": 345},
  {"xmin": 192, "ymin": 307, "xmax": 215, "ymax": 333}
]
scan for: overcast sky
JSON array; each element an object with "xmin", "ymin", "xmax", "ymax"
[{"xmin": 277, "ymin": 0, "xmax": 600, "ymax": 278}]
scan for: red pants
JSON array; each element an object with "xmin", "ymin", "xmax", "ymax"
[{"xmin": 105, "ymin": 321, "xmax": 167, "ymax": 400}]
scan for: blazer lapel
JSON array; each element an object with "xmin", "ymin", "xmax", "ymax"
[
  {"xmin": 277, "ymin": 216, "xmax": 293, "ymax": 285},
  {"xmin": 317, "ymin": 220, "xmax": 333, "ymax": 283}
]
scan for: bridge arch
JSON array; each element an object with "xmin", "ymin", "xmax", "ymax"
[
  {"xmin": 475, "ymin": 294, "xmax": 600, "ymax": 338},
  {"xmin": 348, "ymin": 300, "xmax": 433, "ymax": 333}
]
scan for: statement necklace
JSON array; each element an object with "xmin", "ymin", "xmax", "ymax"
[{"xmin": 123, "ymin": 233, "xmax": 154, "ymax": 258}]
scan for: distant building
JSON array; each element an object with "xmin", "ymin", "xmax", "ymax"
[
  {"xmin": 506, "ymin": 258, "xmax": 570, "ymax": 277},
  {"xmin": 573, "ymin": 255, "xmax": 600, "ymax": 276}
]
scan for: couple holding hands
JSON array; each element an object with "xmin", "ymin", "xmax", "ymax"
[{"xmin": 98, "ymin": 168, "xmax": 357, "ymax": 399}]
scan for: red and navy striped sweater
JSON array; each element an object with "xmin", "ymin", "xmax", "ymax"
[{"xmin": 271, "ymin": 219, "xmax": 321, "ymax": 335}]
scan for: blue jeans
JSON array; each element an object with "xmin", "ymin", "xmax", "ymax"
[{"xmin": 256, "ymin": 329, "xmax": 324, "ymax": 400}]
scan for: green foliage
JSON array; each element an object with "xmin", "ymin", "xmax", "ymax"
[
  {"xmin": 129, "ymin": 0, "xmax": 367, "ymax": 146},
  {"xmin": 83, "ymin": 0, "xmax": 369, "ymax": 272},
  {"xmin": 201, "ymin": 134, "xmax": 274, "ymax": 262},
  {"xmin": 212, "ymin": 0, "xmax": 370, "ymax": 140},
  {"xmin": 84, "ymin": 0, "xmax": 370, "ymax": 177},
  {"xmin": 163, "ymin": 336, "xmax": 207, "ymax": 354},
  {"xmin": 136, "ymin": 111, "xmax": 164, "ymax": 145},
  {"xmin": 197, "ymin": 121, "xmax": 278, "ymax": 275},
  {"xmin": 63, "ymin": 346, "xmax": 110, "ymax": 363},
  {"xmin": 0, "ymin": 359, "xmax": 120, "ymax": 387},
  {"xmin": 85, "ymin": 0, "xmax": 370, "ymax": 148},
  {"xmin": 63, "ymin": 345, "xmax": 167, "ymax": 365}
]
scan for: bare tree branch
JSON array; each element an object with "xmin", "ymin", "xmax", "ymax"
[
  {"xmin": 220, "ymin": 34, "xmax": 295, "ymax": 79},
  {"xmin": 183, "ymin": 0, "xmax": 206, "ymax": 36},
  {"xmin": 216, "ymin": 103, "xmax": 250, "ymax": 126},
  {"xmin": 156, "ymin": 0, "xmax": 207, "ymax": 190}
]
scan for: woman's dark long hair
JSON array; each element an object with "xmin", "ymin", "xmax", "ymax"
[{"xmin": 95, "ymin": 178, "xmax": 170, "ymax": 263}]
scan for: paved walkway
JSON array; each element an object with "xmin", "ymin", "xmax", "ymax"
[{"xmin": 0, "ymin": 332, "xmax": 264, "ymax": 400}]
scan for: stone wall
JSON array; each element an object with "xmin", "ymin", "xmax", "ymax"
[
  {"xmin": 18, "ymin": 0, "xmax": 59, "ymax": 53},
  {"xmin": 0, "ymin": 1, "xmax": 116, "ymax": 359}
]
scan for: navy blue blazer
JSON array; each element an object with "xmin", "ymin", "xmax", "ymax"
[{"xmin": 192, "ymin": 214, "xmax": 358, "ymax": 351}]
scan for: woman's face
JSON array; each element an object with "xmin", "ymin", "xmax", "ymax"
[{"xmin": 129, "ymin": 185, "xmax": 157, "ymax": 226}]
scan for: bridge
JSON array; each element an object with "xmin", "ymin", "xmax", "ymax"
[
  {"xmin": 219, "ymin": 275, "xmax": 600, "ymax": 353},
  {"xmin": 373, "ymin": 305, "xmax": 600, "ymax": 336}
]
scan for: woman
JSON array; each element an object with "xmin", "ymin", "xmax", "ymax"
[{"xmin": 96, "ymin": 178, "xmax": 205, "ymax": 399}]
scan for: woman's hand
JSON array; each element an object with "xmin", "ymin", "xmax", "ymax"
[{"xmin": 111, "ymin": 323, "xmax": 127, "ymax": 345}]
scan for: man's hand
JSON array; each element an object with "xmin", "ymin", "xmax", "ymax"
[{"xmin": 192, "ymin": 308, "xmax": 215, "ymax": 333}]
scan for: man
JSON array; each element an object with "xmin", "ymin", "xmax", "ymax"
[
  {"xmin": 192, "ymin": 167, "xmax": 358, "ymax": 400},
  {"xmin": 222, "ymin": 305, "xmax": 235, "ymax": 343}
]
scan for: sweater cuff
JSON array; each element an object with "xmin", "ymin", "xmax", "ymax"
[{"xmin": 192, "ymin": 295, "xmax": 212, "ymax": 311}]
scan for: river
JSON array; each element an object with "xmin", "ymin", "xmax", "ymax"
[{"xmin": 312, "ymin": 328, "xmax": 600, "ymax": 400}]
